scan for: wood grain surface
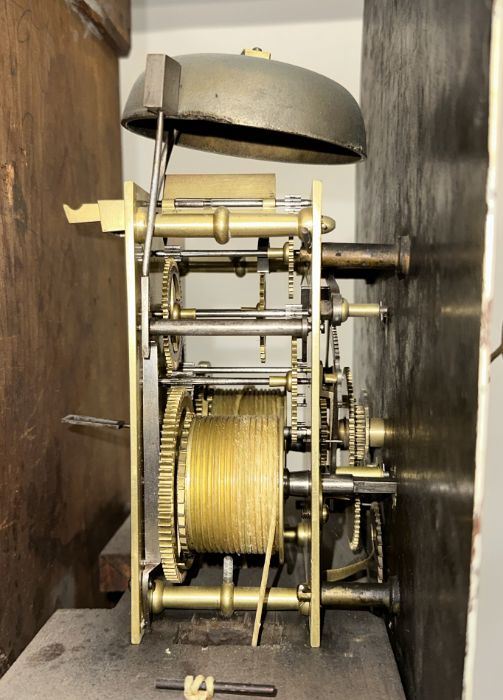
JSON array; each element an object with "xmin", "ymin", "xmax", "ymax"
[
  {"xmin": 0, "ymin": 0, "xmax": 130, "ymax": 672},
  {"xmin": 355, "ymin": 1, "xmax": 493, "ymax": 698},
  {"xmin": 66, "ymin": 0, "xmax": 131, "ymax": 56}
]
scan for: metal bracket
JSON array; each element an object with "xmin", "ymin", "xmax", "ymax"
[{"xmin": 143, "ymin": 54, "xmax": 181, "ymax": 115}]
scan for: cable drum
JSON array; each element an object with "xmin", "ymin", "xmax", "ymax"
[
  {"xmin": 183, "ymin": 415, "xmax": 284, "ymax": 559},
  {"xmin": 210, "ymin": 388, "xmax": 285, "ymax": 419}
]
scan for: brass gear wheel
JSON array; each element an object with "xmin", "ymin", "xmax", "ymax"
[
  {"xmin": 328, "ymin": 325, "xmax": 341, "ymax": 470},
  {"xmin": 176, "ymin": 408, "xmax": 195, "ymax": 560},
  {"xmin": 349, "ymin": 497, "xmax": 362, "ymax": 553},
  {"xmin": 287, "ymin": 237, "xmax": 295, "ymax": 299},
  {"xmin": 331, "ymin": 324, "xmax": 341, "ymax": 374},
  {"xmin": 343, "ymin": 367, "xmax": 356, "ymax": 466},
  {"xmin": 193, "ymin": 387, "xmax": 211, "ymax": 416},
  {"xmin": 354, "ymin": 404, "xmax": 367, "ymax": 463},
  {"xmin": 158, "ymin": 387, "xmax": 194, "ymax": 582},
  {"xmin": 320, "ymin": 397, "xmax": 330, "ymax": 467},
  {"xmin": 162, "ymin": 258, "xmax": 183, "ymax": 372},
  {"xmin": 343, "ymin": 367, "xmax": 367, "ymax": 466},
  {"xmin": 193, "ymin": 387, "xmax": 205, "ymax": 416},
  {"xmin": 367, "ymin": 501, "xmax": 384, "ymax": 583},
  {"xmin": 290, "ymin": 337, "xmax": 299, "ymax": 442}
]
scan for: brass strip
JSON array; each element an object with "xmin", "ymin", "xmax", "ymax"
[
  {"xmin": 125, "ymin": 182, "xmax": 147, "ymax": 644},
  {"xmin": 162, "ymin": 173, "xmax": 276, "ymax": 201},
  {"xmin": 252, "ymin": 495, "xmax": 277, "ymax": 646},
  {"xmin": 309, "ymin": 180, "xmax": 323, "ymax": 648}
]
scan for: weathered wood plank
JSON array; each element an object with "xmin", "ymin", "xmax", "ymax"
[{"xmin": 0, "ymin": 0, "xmax": 129, "ymax": 671}]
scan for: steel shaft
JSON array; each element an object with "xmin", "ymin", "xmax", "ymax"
[{"xmin": 150, "ymin": 318, "xmax": 308, "ymax": 337}]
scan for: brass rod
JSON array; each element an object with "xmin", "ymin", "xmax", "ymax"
[
  {"xmin": 149, "ymin": 581, "xmax": 397, "ymax": 614},
  {"xmin": 135, "ymin": 207, "xmax": 335, "ymax": 243},
  {"xmin": 150, "ymin": 583, "xmax": 299, "ymax": 615}
]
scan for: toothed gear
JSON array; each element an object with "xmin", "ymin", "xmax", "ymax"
[
  {"xmin": 194, "ymin": 388, "xmax": 204, "ymax": 416},
  {"xmin": 193, "ymin": 387, "xmax": 211, "ymax": 417},
  {"xmin": 258, "ymin": 273, "xmax": 266, "ymax": 363},
  {"xmin": 354, "ymin": 404, "xmax": 367, "ymax": 463},
  {"xmin": 176, "ymin": 408, "xmax": 195, "ymax": 560},
  {"xmin": 290, "ymin": 337, "xmax": 299, "ymax": 442},
  {"xmin": 359, "ymin": 392, "xmax": 371, "ymax": 456},
  {"xmin": 331, "ymin": 325, "xmax": 341, "ymax": 373},
  {"xmin": 287, "ymin": 237, "xmax": 295, "ymax": 299},
  {"xmin": 368, "ymin": 501, "xmax": 384, "ymax": 583},
  {"xmin": 343, "ymin": 367, "xmax": 356, "ymax": 466},
  {"xmin": 328, "ymin": 325, "xmax": 341, "ymax": 469},
  {"xmin": 162, "ymin": 258, "xmax": 183, "ymax": 372},
  {"xmin": 349, "ymin": 497, "xmax": 362, "ymax": 552},
  {"xmin": 158, "ymin": 387, "xmax": 194, "ymax": 582},
  {"xmin": 343, "ymin": 367, "xmax": 368, "ymax": 466},
  {"xmin": 320, "ymin": 397, "xmax": 330, "ymax": 467}
]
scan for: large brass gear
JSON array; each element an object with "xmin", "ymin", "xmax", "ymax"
[
  {"xmin": 158, "ymin": 387, "xmax": 194, "ymax": 582},
  {"xmin": 176, "ymin": 407, "xmax": 195, "ymax": 560},
  {"xmin": 162, "ymin": 258, "xmax": 183, "ymax": 372}
]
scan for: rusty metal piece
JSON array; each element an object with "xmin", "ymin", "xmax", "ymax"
[
  {"xmin": 155, "ymin": 678, "xmax": 276, "ymax": 696},
  {"xmin": 298, "ymin": 237, "xmax": 411, "ymax": 277}
]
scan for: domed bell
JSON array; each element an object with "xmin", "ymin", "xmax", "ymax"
[{"xmin": 122, "ymin": 50, "xmax": 366, "ymax": 165}]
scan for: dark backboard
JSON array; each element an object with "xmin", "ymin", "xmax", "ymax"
[{"xmin": 355, "ymin": 1, "xmax": 493, "ymax": 697}]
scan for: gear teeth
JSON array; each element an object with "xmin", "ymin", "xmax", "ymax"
[
  {"xmin": 320, "ymin": 397, "xmax": 330, "ymax": 467},
  {"xmin": 344, "ymin": 367, "xmax": 356, "ymax": 466},
  {"xmin": 328, "ymin": 325, "xmax": 341, "ymax": 469},
  {"xmin": 354, "ymin": 405, "xmax": 367, "ymax": 463},
  {"xmin": 343, "ymin": 367, "xmax": 369, "ymax": 466},
  {"xmin": 176, "ymin": 409, "xmax": 194, "ymax": 559},
  {"xmin": 158, "ymin": 387, "xmax": 194, "ymax": 582},
  {"xmin": 290, "ymin": 337, "xmax": 299, "ymax": 442},
  {"xmin": 369, "ymin": 502, "xmax": 384, "ymax": 583},
  {"xmin": 194, "ymin": 389, "xmax": 204, "ymax": 416},
  {"xmin": 162, "ymin": 258, "xmax": 183, "ymax": 372},
  {"xmin": 331, "ymin": 325, "xmax": 341, "ymax": 372},
  {"xmin": 287, "ymin": 237, "xmax": 295, "ymax": 300},
  {"xmin": 349, "ymin": 497, "xmax": 362, "ymax": 552},
  {"xmin": 259, "ymin": 273, "xmax": 266, "ymax": 363}
]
